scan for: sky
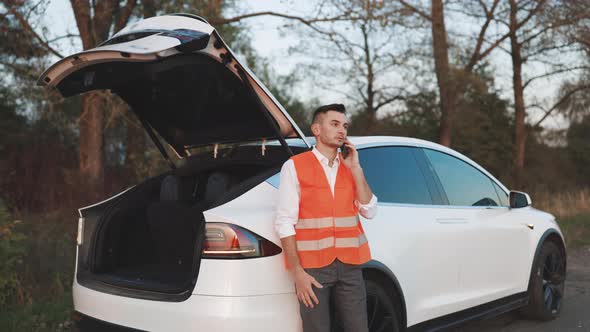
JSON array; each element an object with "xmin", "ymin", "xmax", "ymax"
[{"xmin": 42, "ymin": 0, "xmax": 578, "ymax": 132}]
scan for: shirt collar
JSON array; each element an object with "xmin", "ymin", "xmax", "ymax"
[{"xmin": 312, "ymin": 146, "xmax": 340, "ymax": 167}]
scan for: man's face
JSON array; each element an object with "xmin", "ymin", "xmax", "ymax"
[{"xmin": 312, "ymin": 111, "xmax": 349, "ymax": 148}]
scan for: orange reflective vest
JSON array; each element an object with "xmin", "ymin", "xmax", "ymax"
[{"xmin": 291, "ymin": 151, "xmax": 371, "ymax": 269}]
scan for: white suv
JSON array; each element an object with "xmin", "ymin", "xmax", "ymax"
[{"xmin": 39, "ymin": 14, "xmax": 566, "ymax": 332}]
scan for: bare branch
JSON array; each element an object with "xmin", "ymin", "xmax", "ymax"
[
  {"xmin": 46, "ymin": 34, "xmax": 80, "ymax": 43},
  {"xmin": 477, "ymin": 0, "xmax": 547, "ymax": 63},
  {"xmin": 523, "ymin": 66, "xmax": 589, "ymax": 89},
  {"xmin": 398, "ymin": 0, "xmax": 432, "ymax": 21},
  {"xmin": 523, "ymin": 43, "xmax": 579, "ymax": 61},
  {"xmin": 374, "ymin": 95, "xmax": 405, "ymax": 112},
  {"xmin": 209, "ymin": 11, "xmax": 353, "ymax": 27},
  {"xmin": 114, "ymin": 0, "xmax": 137, "ymax": 33},
  {"xmin": 477, "ymin": 0, "xmax": 490, "ymax": 16},
  {"xmin": 516, "ymin": 0, "xmax": 546, "ymax": 30},
  {"xmin": 465, "ymin": 0, "xmax": 500, "ymax": 72},
  {"xmin": 532, "ymin": 84, "xmax": 590, "ymax": 128},
  {"xmin": 2, "ymin": 1, "xmax": 64, "ymax": 58}
]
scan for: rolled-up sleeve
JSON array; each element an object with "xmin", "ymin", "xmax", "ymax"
[
  {"xmin": 274, "ymin": 160, "xmax": 300, "ymax": 238},
  {"xmin": 355, "ymin": 194, "xmax": 378, "ymax": 219}
]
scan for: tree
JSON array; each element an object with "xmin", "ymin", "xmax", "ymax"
[
  {"xmin": 398, "ymin": 0, "xmax": 510, "ymax": 147},
  {"xmin": 567, "ymin": 115, "xmax": 590, "ymax": 187},
  {"xmin": 492, "ymin": 0, "xmax": 590, "ymax": 186},
  {"xmin": 450, "ymin": 68, "xmax": 513, "ymax": 181},
  {"xmin": 288, "ymin": 0, "xmax": 413, "ymax": 131}
]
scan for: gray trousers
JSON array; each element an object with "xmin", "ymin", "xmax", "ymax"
[{"xmin": 299, "ymin": 259, "xmax": 368, "ymax": 332}]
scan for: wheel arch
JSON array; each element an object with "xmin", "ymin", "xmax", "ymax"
[
  {"xmin": 362, "ymin": 260, "xmax": 407, "ymax": 329},
  {"xmin": 527, "ymin": 229, "xmax": 567, "ymax": 290}
]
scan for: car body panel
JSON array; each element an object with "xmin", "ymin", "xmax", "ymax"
[{"xmin": 73, "ymin": 278, "xmax": 302, "ymax": 332}]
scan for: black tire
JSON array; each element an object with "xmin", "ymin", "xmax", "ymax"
[
  {"xmin": 331, "ymin": 277, "xmax": 402, "ymax": 332},
  {"xmin": 520, "ymin": 241, "xmax": 566, "ymax": 321}
]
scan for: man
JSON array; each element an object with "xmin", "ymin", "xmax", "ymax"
[{"xmin": 274, "ymin": 104, "xmax": 377, "ymax": 332}]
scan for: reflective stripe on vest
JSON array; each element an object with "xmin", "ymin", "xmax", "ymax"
[
  {"xmin": 290, "ymin": 150, "xmax": 371, "ymax": 269},
  {"xmin": 296, "ymin": 234, "xmax": 368, "ymax": 251},
  {"xmin": 295, "ymin": 216, "xmax": 360, "ymax": 229}
]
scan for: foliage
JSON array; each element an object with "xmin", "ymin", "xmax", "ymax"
[
  {"xmin": 450, "ymin": 72, "xmax": 513, "ymax": 183},
  {"xmin": 0, "ymin": 209, "xmax": 77, "ymax": 331},
  {"xmin": 567, "ymin": 115, "xmax": 590, "ymax": 187},
  {"xmin": 0, "ymin": 291, "xmax": 74, "ymax": 332},
  {"xmin": 0, "ymin": 201, "xmax": 26, "ymax": 306}
]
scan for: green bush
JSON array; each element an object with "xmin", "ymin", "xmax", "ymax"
[{"xmin": 0, "ymin": 200, "xmax": 26, "ymax": 306}]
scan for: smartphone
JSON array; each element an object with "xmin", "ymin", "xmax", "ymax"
[{"xmin": 341, "ymin": 143, "xmax": 349, "ymax": 159}]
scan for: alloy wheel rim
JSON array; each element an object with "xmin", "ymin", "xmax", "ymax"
[{"xmin": 541, "ymin": 251, "xmax": 565, "ymax": 314}]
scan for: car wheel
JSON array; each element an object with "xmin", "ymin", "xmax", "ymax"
[
  {"xmin": 521, "ymin": 241, "xmax": 566, "ymax": 321},
  {"xmin": 331, "ymin": 277, "xmax": 402, "ymax": 332}
]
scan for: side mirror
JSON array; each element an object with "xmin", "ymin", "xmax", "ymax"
[{"xmin": 509, "ymin": 191, "xmax": 532, "ymax": 208}]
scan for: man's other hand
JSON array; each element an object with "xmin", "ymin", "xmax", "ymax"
[{"xmin": 294, "ymin": 268, "xmax": 323, "ymax": 308}]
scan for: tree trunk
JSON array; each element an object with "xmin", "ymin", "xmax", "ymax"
[
  {"xmin": 70, "ymin": 0, "xmax": 134, "ymax": 202},
  {"xmin": 79, "ymin": 92, "xmax": 105, "ymax": 201},
  {"xmin": 431, "ymin": 0, "xmax": 455, "ymax": 147},
  {"xmin": 142, "ymin": 0, "xmax": 156, "ymax": 18},
  {"xmin": 361, "ymin": 23, "xmax": 377, "ymax": 133},
  {"xmin": 125, "ymin": 115, "xmax": 146, "ymax": 182},
  {"xmin": 509, "ymin": 0, "xmax": 526, "ymax": 187}
]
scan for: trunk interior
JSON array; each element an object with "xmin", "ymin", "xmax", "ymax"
[{"xmin": 83, "ymin": 145, "xmax": 300, "ymax": 295}]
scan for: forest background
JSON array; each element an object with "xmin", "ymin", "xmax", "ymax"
[{"xmin": 1, "ymin": 0, "xmax": 589, "ymax": 330}]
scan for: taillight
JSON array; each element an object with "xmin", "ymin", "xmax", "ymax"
[{"xmin": 202, "ymin": 222, "xmax": 282, "ymax": 259}]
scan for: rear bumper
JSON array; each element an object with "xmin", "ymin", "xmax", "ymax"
[{"xmin": 73, "ymin": 280, "xmax": 302, "ymax": 332}]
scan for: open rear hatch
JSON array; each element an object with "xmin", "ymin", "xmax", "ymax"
[
  {"xmin": 38, "ymin": 13, "xmax": 309, "ymax": 159},
  {"xmin": 39, "ymin": 14, "xmax": 309, "ymax": 300}
]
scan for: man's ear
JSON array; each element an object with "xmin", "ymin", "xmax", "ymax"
[{"xmin": 311, "ymin": 122, "xmax": 320, "ymax": 136}]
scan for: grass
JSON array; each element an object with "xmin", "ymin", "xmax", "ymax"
[
  {"xmin": 0, "ymin": 291, "xmax": 75, "ymax": 332},
  {"xmin": 0, "ymin": 210, "xmax": 77, "ymax": 332},
  {"xmin": 532, "ymin": 188, "xmax": 590, "ymax": 248},
  {"xmin": 558, "ymin": 213, "xmax": 590, "ymax": 248}
]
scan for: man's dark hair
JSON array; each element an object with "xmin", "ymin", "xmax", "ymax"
[{"xmin": 311, "ymin": 103, "xmax": 346, "ymax": 124}]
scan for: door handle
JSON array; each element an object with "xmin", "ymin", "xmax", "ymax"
[{"xmin": 436, "ymin": 218, "xmax": 468, "ymax": 224}]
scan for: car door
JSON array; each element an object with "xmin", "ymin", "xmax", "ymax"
[
  {"xmin": 358, "ymin": 145, "xmax": 472, "ymax": 326},
  {"xmin": 421, "ymin": 148, "xmax": 531, "ymax": 308}
]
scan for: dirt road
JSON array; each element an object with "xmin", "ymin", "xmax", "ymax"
[{"xmin": 455, "ymin": 246, "xmax": 590, "ymax": 332}]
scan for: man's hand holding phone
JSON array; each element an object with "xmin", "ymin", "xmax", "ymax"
[{"xmin": 341, "ymin": 139, "xmax": 361, "ymax": 170}]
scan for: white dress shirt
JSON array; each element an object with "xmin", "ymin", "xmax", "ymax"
[{"xmin": 274, "ymin": 147, "xmax": 378, "ymax": 239}]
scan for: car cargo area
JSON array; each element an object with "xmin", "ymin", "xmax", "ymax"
[{"xmin": 79, "ymin": 145, "xmax": 301, "ymax": 296}]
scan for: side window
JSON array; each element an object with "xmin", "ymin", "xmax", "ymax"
[
  {"xmin": 358, "ymin": 147, "xmax": 433, "ymax": 204},
  {"xmin": 423, "ymin": 149, "xmax": 501, "ymax": 207},
  {"xmin": 492, "ymin": 181, "xmax": 509, "ymax": 207}
]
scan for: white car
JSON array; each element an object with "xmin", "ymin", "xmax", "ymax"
[{"xmin": 39, "ymin": 14, "xmax": 566, "ymax": 332}]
